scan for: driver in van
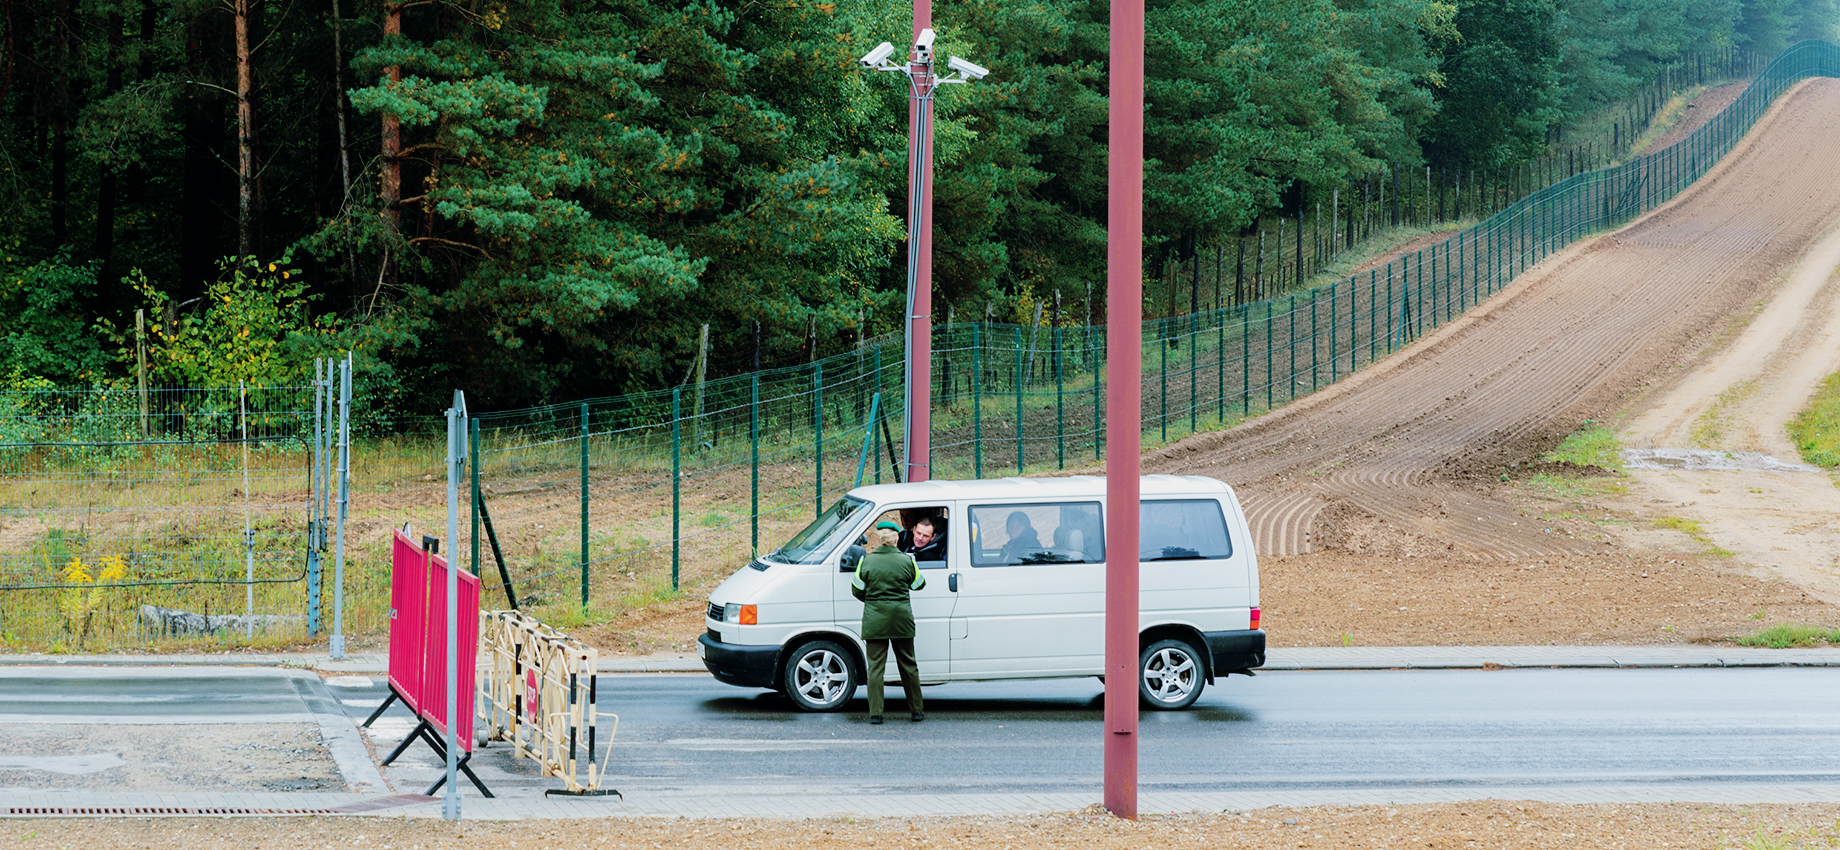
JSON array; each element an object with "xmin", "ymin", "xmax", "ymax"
[
  {"xmin": 900, "ymin": 516, "xmax": 946, "ymax": 562},
  {"xmin": 851, "ymin": 521, "xmax": 927, "ymax": 724}
]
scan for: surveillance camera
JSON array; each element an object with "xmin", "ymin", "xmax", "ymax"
[
  {"xmin": 859, "ymin": 41, "xmax": 895, "ymax": 68},
  {"xmin": 948, "ymin": 55, "xmax": 989, "ymax": 80},
  {"xmin": 914, "ymin": 27, "xmax": 936, "ymax": 62}
]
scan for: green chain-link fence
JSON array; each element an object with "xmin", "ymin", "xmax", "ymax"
[
  {"xmin": 467, "ymin": 41, "xmax": 1840, "ymax": 615},
  {"xmin": 0, "ymin": 384, "xmax": 325, "ymax": 647}
]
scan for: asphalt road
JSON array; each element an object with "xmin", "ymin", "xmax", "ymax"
[{"xmin": 335, "ymin": 667, "xmax": 1840, "ymax": 798}]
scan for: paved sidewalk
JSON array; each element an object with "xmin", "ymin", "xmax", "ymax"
[{"xmin": 6, "ymin": 645, "xmax": 1839, "ymax": 673}]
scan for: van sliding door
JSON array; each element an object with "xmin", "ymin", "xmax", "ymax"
[{"xmin": 950, "ymin": 502, "xmax": 1105, "ymax": 678}]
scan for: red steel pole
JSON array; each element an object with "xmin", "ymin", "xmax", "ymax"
[
  {"xmin": 904, "ymin": 0, "xmax": 933, "ymax": 484},
  {"xmin": 1103, "ymin": 0, "xmax": 1143, "ymax": 820}
]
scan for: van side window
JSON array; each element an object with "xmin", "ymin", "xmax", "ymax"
[
  {"xmin": 1140, "ymin": 499, "xmax": 1232, "ymax": 561},
  {"xmin": 968, "ymin": 502, "xmax": 1104, "ymax": 566}
]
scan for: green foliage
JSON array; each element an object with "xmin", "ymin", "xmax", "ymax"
[
  {"xmin": 328, "ymin": 0, "xmax": 904, "ymax": 404},
  {"xmin": 1422, "ymin": 0, "xmax": 1566, "ymax": 166},
  {"xmin": 1143, "ymin": 0, "xmax": 1443, "ymax": 251},
  {"xmin": 1735, "ymin": 622, "xmax": 1840, "ymax": 647},
  {"xmin": 104, "ymin": 256, "xmax": 340, "ymax": 387},
  {"xmin": 0, "ymin": 251, "xmax": 113, "ymax": 384},
  {"xmin": 1787, "ymin": 370, "xmax": 1840, "ymax": 468}
]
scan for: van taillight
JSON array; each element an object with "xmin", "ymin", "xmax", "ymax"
[
  {"xmin": 1250, "ymin": 607, "xmax": 1261, "ymax": 630},
  {"xmin": 739, "ymin": 604, "xmax": 758, "ymax": 625}
]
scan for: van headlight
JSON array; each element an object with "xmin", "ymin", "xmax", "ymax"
[
  {"xmin": 723, "ymin": 602, "xmax": 739, "ymax": 623},
  {"xmin": 723, "ymin": 603, "xmax": 757, "ymax": 625}
]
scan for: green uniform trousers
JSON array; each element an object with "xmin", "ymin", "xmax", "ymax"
[{"xmin": 864, "ymin": 637, "xmax": 923, "ymax": 717}]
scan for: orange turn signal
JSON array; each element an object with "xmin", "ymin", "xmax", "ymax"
[{"xmin": 739, "ymin": 604, "xmax": 758, "ymax": 625}]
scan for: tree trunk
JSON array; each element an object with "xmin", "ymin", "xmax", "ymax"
[
  {"xmin": 1, "ymin": 0, "xmax": 15, "ymax": 105},
  {"xmin": 180, "ymin": 26, "xmax": 222, "ymax": 299},
  {"xmin": 125, "ymin": 0, "xmax": 154, "ymax": 205},
  {"xmin": 51, "ymin": 124, "xmax": 68, "ymax": 245},
  {"xmin": 95, "ymin": 12, "xmax": 124, "ymax": 274},
  {"xmin": 329, "ymin": 0, "xmax": 358, "ymax": 304},
  {"xmin": 379, "ymin": 1, "xmax": 402, "ymax": 291},
  {"xmin": 49, "ymin": 0, "xmax": 70, "ymax": 246},
  {"xmin": 234, "ymin": 0, "xmax": 254, "ymax": 257}
]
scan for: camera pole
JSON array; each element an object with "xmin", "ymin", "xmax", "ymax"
[{"xmin": 903, "ymin": 0, "xmax": 934, "ymax": 484}]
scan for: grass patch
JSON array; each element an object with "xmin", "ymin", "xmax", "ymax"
[
  {"xmin": 1734, "ymin": 623, "xmax": 1840, "ymax": 648},
  {"xmin": 616, "ymin": 576, "xmax": 683, "ymax": 613},
  {"xmin": 1689, "ymin": 379, "xmax": 1758, "ymax": 449},
  {"xmin": 1787, "ymin": 371, "xmax": 1840, "ymax": 468},
  {"xmin": 1544, "ymin": 421, "xmax": 1624, "ymax": 470},
  {"xmin": 1652, "ymin": 516, "xmax": 1734, "ymax": 557},
  {"xmin": 1522, "ymin": 472, "xmax": 1627, "ymax": 501},
  {"xmin": 530, "ymin": 601, "xmax": 613, "ymax": 630}
]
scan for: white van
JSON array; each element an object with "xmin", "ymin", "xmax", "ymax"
[{"xmin": 696, "ymin": 475, "xmax": 1264, "ymax": 712}]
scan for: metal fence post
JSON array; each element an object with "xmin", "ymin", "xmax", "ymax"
[
  {"xmin": 470, "ymin": 418, "xmax": 481, "ymax": 576},
  {"xmin": 1264, "ymin": 301, "xmax": 1274, "ymax": 410},
  {"xmin": 1015, "ymin": 326, "xmax": 1024, "ymax": 474},
  {"xmin": 1240, "ymin": 305, "xmax": 1250, "ymax": 414},
  {"xmin": 1188, "ymin": 313, "xmax": 1197, "ymax": 436},
  {"xmin": 973, "ymin": 322, "xmax": 983, "ymax": 477},
  {"xmin": 1159, "ymin": 322, "xmax": 1168, "ymax": 442},
  {"xmin": 1055, "ymin": 322, "xmax": 1065, "ymax": 469},
  {"xmin": 579, "ymin": 402, "xmax": 590, "ymax": 606},
  {"xmin": 813, "ymin": 363, "xmax": 824, "ymax": 516},
  {"xmin": 308, "ymin": 362, "xmax": 323, "ymax": 637},
  {"xmin": 1309, "ymin": 289, "xmax": 1318, "ymax": 394},
  {"xmin": 331, "ymin": 353, "xmax": 352, "ymax": 660},
  {"xmin": 1287, "ymin": 293, "xmax": 1296, "ymax": 401},
  {"xmin": 1330, "ymin": 280, "xmax": 1338, "ymax": 383},
  {"xmin": 672, "ymin": 389, "xmax": 681, "ymax": 590},
  {"xmin": 749, "ymin": 373, "xmax": 759, "ymax": 557},
  {"xmin": 1217, "ymin": 311, "xmax": 1225, "ymax": 424}
]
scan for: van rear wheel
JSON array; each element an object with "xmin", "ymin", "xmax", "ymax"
[
  {"xmin": 783, "ymin": 640, "xmax": 857, "ymax": 712},
  {"xmin": 1139, "ymin": 639, "xmax": 1205, "ymax": 710}
]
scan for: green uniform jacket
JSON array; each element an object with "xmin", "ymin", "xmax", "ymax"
[{"xmin": 851, "ymin": 544, "xmax": 927, "ymax": 640}]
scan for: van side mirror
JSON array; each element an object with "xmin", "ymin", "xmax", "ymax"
[{"xmin": 839, "ymin": 544, "xmax": 866, "ymax": 572}]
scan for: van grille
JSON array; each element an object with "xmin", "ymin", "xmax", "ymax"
[{"xmin": 707, "ymin": 602, "xmax": 724, "ymax": 622}]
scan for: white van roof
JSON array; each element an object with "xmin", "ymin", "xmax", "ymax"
[{"xmin": 846, "ymin": 474, "xmax": 1231, "ymax": 504}]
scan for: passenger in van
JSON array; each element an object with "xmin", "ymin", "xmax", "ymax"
[
  {"xmin": 900, "ymin": 516, "xmax": 947, "ymax": 562},
  {"xmin": 851, "ymin": 521, "xmax": 927, "ymax": 724},
  {"xmin": 999, "ymin": 511, "xmax": 1043, "ymax": 564}
]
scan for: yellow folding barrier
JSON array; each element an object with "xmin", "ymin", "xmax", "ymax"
[{"xmin": 479, "ymin": 610, "xmax": 620, "ymax": 797}]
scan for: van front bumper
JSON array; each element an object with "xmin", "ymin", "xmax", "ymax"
[
  {"xmin": 1203, "ymin": 629, "xmax": 1266, "ymax": 676},
  {"xmin": 697, "ymin": 633, "xmax": 779, "ymax": 689}
]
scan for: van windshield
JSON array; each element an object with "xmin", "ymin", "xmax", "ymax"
[{"xmin": 764, "ymin": 496, "xmax": 872, "ymax": 565}]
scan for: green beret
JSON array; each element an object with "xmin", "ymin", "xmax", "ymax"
[{"xmin": 875, "ymin": 521, "xmax": 902, "ymax": 531}]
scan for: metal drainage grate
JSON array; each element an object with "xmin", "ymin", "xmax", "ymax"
[
  {"xmin": 5, "ymin": 807, "xmax": 336, "ymax": 816},
  {"xmin": 4, "ymin": 796, "xmax": 437, "ymax": 817}
]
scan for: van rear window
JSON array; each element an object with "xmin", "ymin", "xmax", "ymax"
[{"xmin": 1140, "ymin": 500, "xmax": 1232, "ymax": 561}]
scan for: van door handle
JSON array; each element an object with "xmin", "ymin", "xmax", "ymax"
[{"xmin": 948, "ymin": 573, "xmax": 958, "ymax": 592}]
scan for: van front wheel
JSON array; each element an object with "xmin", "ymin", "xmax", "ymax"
[
  {"xmin": 1139, "ymin": 639, "xmax": 1205, "ymax": 710},
  {"xmin": 783, "ymin": 640, "xmax": 858, "ymax": 712}
]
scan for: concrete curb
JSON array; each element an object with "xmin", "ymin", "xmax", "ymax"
[{"xmin": 7, "ymin": 646, "xmax": 1840, "ymax": 674}]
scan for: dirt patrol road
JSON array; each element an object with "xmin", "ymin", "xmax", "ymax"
[{"xmin": 1150, "ymin": 78, "xmax": 1840, "ymax": 563}]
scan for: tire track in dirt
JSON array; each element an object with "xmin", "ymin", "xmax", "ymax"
[{"xmin": 1147, "ymin": 79, "xmax": 1840, "ymax": 559}]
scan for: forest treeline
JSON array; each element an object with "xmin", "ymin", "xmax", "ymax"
[{"xmin": 1, "ymin": 0, "xmax": 1834, "ymax": 409}]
